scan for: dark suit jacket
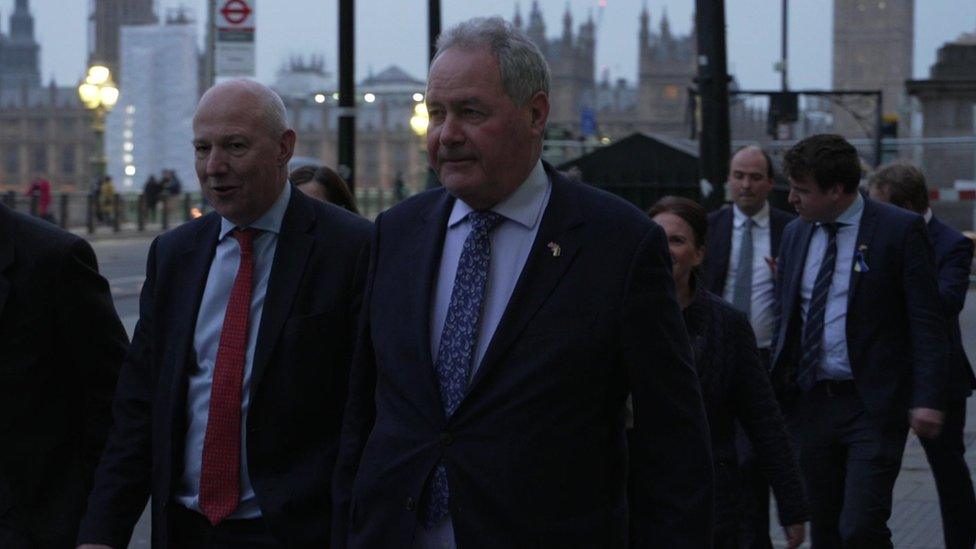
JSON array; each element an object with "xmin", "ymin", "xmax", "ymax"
[
  {"xmin": 771, "ymin": 197, "xmax": 948, "ymax": 426},
  {"xmin": 928, "ymin": 216, "xmax": 975, "ymax": 400},
  {"xmin": 704, "ymin": 203, "xmax": 795, "ymax": 296},
  {"xmin": 332, "ymin": 165, "xmax": 713, "ymax": 548},
  {"xmin": 77, "ymin": 186, "xmax": 373, "ymax": 548},
  {"xmin": 0, "ymin": 204, "xmax": 127, "ymax": 547}
]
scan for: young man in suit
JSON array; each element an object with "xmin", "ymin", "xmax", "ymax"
[
  {"xmin": 76, "ymin": 80, "xmax": 372, "ymax": 548},
  {"xmin": 0, "ymin": 204, "xmax": 127, "ymax": 548},
  {"xmin": 772, "ymin": 134, "xmax": 948, "ymax": 548},
  {"xmin": 331, "ymin": 16, "xmax": 713, "ymax": 549},
  {"xmin": 705, "ymin": 145, "xmax": 795, "ymax": 548},
  {"xmin": 867, "ymin": 162, "xmax": 976, "ymax": 549}
]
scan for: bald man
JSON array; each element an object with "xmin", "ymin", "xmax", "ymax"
[{"xmin": 77, "ymin": 80, "xmax": 372, "ymax": 548}]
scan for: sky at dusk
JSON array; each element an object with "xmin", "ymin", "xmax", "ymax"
[{"xmin": 3, "ymin": 0, "xmax": 976, "ymax": 91}]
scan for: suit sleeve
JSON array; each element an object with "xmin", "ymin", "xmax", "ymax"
[
  {"xmin": 54, "ymin": 238, "xmax": 128, "ymax": 489},
  {"xmin": 331, "ymin": 216, "xmax": 380, "ymax": 549},
  {"xmin": 729, "ymin": 310, "xmax": 808, "ymax": 527},
  {"xmin": 623, "ymin": 223, "xmax": 714, "ymax": 548},
  {"xmin": 77, "ymin": 239, "xmax": 159, "ymax": 548},
  {"xmin": 903, "ymin": 218, "xmax": 951, "ymax": 411},
  {"xmin": 936, "ymin": 234, "xmax": 974, "ymax": 317}
]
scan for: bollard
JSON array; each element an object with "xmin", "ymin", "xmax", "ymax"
[
  {"xmin": 87, "ymin": 194, "xmax": 95, "ymax": 234},
  {"xmin": 59, "ymin": 194, "xmax": 69, "ymax": 229},
  {"xmin": 161, "ymin": 195, "xmax": 170, "ymax": 230},
  {"xmin": 137, "ymin": 193, "xmax": 146, "ymax": 232},
  {"xmin": 112, "ymin": 194, "xmax": 121, "ymax": 233}
]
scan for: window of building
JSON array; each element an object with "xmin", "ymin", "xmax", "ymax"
[
  {"xmin": 4, "ymin": 148, "xmax": 20, "ymax": 176},
  {"xmin": 61, "ymin": 146, "xmax": 76, "ymax": 174},
  {"xmin": 33, "ymin": 119, "xmax": 47, "ymax": 134},
  {"xmin": 32, "ymin": 145, "xmax": 47, "ymax": 172}
]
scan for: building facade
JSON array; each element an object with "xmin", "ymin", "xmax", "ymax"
[
  {"xmin": 88, "ymin": 0, "xmax": 158, "ymax": 79},
  {"xmin": 0, "ymin": 0, "xmax": 95, "ymax": 191}
]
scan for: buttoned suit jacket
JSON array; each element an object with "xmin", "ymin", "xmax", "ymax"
[
  {"xmin": 927, "ymin": 215, "xmax": 975, "ymax": 401},
  {"xmin": 332, "ymin": 164, "xmax": 714, "ymax": 549},
  {"xmin": 0, "ymin": 204, "xmax": 127, "ymax": 547},
  {"xmin": 77, "ymin": 186, "xmax": 373, "ymax": 548},
  {"xmin": 704, "ymin": 203, "xmax": 795, "ymax": 296},
  {"xmin": 771, "ymin": 197, "xmax": 948, "ymax": 426}
]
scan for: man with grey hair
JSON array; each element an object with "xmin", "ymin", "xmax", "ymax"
[
  {"xmin": 333, "ymin": 17, "xmax": 712, "ymax": 548},
  {"xmin": 77, "ymin": 79, "xmax": 372, "ymax": 548}
]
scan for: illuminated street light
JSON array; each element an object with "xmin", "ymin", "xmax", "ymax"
[
  {"xmin": 314, "ymin": 93, "xmax": 327, "ymax": 104},
  {"xmin": 413, "ymin": 92, "xmax": 424, "ymax": 102},
  {"xmin": 77, "ymin": 64, "xmax": 119, "ymax": 181},
  {"xmin": 364, "ymin": 92, "xmax": 376, "ymax": 103},
  {"xmin": 410, "ymin": 103, "xmax": 429, "ymax": 136}
]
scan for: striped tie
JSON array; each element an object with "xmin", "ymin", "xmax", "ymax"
[{"xmin": 795, "ymin": 222, "xmax": 839, "ymax": 392}]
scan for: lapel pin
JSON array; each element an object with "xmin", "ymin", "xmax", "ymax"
[
  {"xmin": 547, "ymin": 242, "xmax": 561, "ymax": 257},
  {"xmin": 854, "ymin": 245, "xmax": 869, "ymax": 273}
]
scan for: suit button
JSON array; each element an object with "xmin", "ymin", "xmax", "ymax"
[
  {"xmin": 405, "ymin": 496, "xmax": 415, "ymax": 511},
  {"xmin": 440, "ymin": 432, "xmax": 454, "ymax": 446}
]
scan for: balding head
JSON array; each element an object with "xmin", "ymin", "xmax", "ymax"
[
  {"xmin": 728, "ymin": 145, "xmax": 775, "ymax": 216},
  {"xmin": 193, "ymin": 79, "xmax": 297, "ymax": 226}
]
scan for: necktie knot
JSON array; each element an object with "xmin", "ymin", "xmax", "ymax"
[
  {"xmin": 821, "ymin": 222, "xmax": 839, "ymax": 237},
  {"xmin": 468, "ymin": 211, "xmax": 503, "ymax": 235},
  {"xmin": 231, "ymin": 227, "xmax": 259, "ymax": 254}
]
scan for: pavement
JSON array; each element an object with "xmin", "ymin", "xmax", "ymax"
[{"xmin": 89, "ymin": 235, "xmax": 976, "ymax": 548}]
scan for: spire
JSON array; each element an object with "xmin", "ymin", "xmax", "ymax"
[
  {"xmin": 10, "ymin": 0, "xmax": 34, "ymax": 39},
  {"xmin": 660, "ymin": 7, "xmax": 672, "ymax": 41},
  {"xmin": 562, "ymin": 3, "xmax": 573, "ymax": 38},
  {"xmin": 513, "ymin": 2, "xmax": 523, "ymax": 29},
  {"xmin": 639, "ymin": 1, "xmax": 650, "ymax": 47},
  {"xmin": 527, "ymin": 0, "xmax": 546, "ymax": 53}
]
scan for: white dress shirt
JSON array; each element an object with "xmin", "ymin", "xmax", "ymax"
[
  {"xmin": 799, "ymin": 193, "xmax": 864, "ymax": 381},
  {"xmin": 176, "ymin": 183, "xmax": 291, "ymax": 518},
  {"xmin": 416, "ymin": 160, "xmax": 551, "ymax": 548},
  {"xmin": 722, "ymin": 202, "xmax": 775, "ymax": 348}
]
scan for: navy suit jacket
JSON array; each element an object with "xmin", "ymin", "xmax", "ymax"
[
  {"xmin": 0, "ymin": 205, "xmax": 127, "ymax": 546},
  {"xmin": 332, "ymin": 165, "xmax": 713, "ymax": 548},
  {"xmin": 78, "ymin": 186, "xmax": 372, "ymax": 548},
  {"xmin": 771, "ymin": 197, "xmax": 948, "ymax": 426},
  {"xmin": 704, "ymin": 203, "xmax": 795, "ymax": 296},
  {"xmin": 928, "ymin": 216, "xmax": 975, "ymax": 400}
]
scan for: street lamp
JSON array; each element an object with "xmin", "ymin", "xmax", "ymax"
[
  {"xmin": 77, "ymin": 64, "xmax": 119, "ymax": 181},
  {"xmin": 409, "ymin": 102, "xmax": 429, "ymax": 136}
]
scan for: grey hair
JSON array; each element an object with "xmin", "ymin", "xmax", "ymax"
[
  {"xmin": 199, "ymin": 78, "xmax": 289, "ymax": 137},
  {"xmin": 433, "ymin": 16, "xmax": 550, "ymax": 106}
]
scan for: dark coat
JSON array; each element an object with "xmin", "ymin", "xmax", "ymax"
[
  {"xmin": 704, "ymin": 204, "xmax": 795, "ymax": 296},
  {"xmin": 332, "ymin": 164, "xmax": 714, "ymax": 548},
  {"xmin": 772, "ymin": 197, "xmax": 949, "ymax": 425},
  {"xmin": 927, "ymin": 216, "xmax": 975, "ymax": 400},
  {"xmin": 77, "ymin": 186, "xmax": 373, "ymax": 548},
  {"xmin": 684, "ymin": 288, "xmax": 808, "ymax": 533},
  {"xmin": 0, "ymin": 204, "xmax": 127, "ymax": 546}
]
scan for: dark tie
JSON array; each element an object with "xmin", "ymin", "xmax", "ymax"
[
  {"xmin": 795, "ymin": 222, "xmax": 839, "ymax": 392},
  {"xmin": 422, "ymin": 210, "xmax": 503, "ymax": 529},
  {"xmin": 731, "ymin": 218, "xmax": 755, "ymax": 314},
  {"xmin": 199, "ymin": 227, "xmax": 258, "ymax": 525}
]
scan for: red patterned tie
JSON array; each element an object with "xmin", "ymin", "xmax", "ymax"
[{"xmin": 199, "ymin": 227, "xmax": 258, "ymax": 525}]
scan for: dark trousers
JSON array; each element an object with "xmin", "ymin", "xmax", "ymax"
[
  {"xmin": 919, "ymin": 398, "xmax": 976, "ymax": 549},
  {"xmin": 786, "ymin": 383, "xmax": 907, "ymax": 549},
  {"xmin": 736, "ymin": 349, "xmax": 774, "ymax": 549},
  {"xmin": 168, "ymin": 504, "xmax": 280, "ymax": 548}
]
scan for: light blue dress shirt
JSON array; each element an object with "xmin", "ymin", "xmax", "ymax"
[
  {"xmin": 799, "ymin": 192, "xmax": 864, "ymax": 381},
  {"xmin": 176, "ymin": 182, "xmax": 291, "ymax": 518},
  {"xmin": 722, "ymin": 202, "xmax": 775, "ymax": 348},
  {"xmin": 416, "ymin": 160, "xmax": 551, "ymax": 548}
]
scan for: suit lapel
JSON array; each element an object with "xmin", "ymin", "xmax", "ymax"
[
  {"xmin": 847, "ymin": 197, "xmax": 878, "ymax": 309},
  {"xmin": 0, "ymin": 206, "xmax": 15, "ymax": 321},
  {"xmin": 412, "ymin": 191, "xmax": 455, "ymax": 415},
  {"xmin": 784, "ymin": 221, "xmax": 814, "ymax": 329},
  {"xmin": 467, "ymin": 169, "xmax": 583, "ymax": 393},
  {"xmin": 249, "ymin": 189, "xmax": 315, "ymax": 397},
  {"xmin": 167, "ymin": 215, "xmax": 221, "ymax": 405}
]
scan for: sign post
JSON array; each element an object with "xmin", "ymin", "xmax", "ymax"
[{"xmin": 214, "ymin": 0, "xmax": 255, "ymax": 77}]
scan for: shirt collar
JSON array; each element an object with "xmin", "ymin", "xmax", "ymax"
[
  {"xmin": 732, "ymin": 201, "xmax": 770, "ymax": 229},
  {"xmin": 447, "ymin": 159, "xmax": 550, "ymax": 230},
  {"xmin": 817, "ymin": 192, "xmax": 864, "ymax": 230},
  {"xmin": 924, "ymin": 208, "xmax": 933, "ymax": 224},
  {"xmin": 219, "ymin": 181, "xmax": 291, "ymax": 240}
]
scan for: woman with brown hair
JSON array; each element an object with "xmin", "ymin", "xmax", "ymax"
[
  {"xmin": 648, "ymin": 196, "xmax": 808, "ymax": 549},
  {"xmin": 289, "ymin": 164, "xmax": 360, "ymax": 215}
]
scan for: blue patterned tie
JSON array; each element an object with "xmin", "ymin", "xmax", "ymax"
[
  {"xmin": 731, "ymin": 218, "xmax": 755, "ymax": 314},
  {"xmin": 796, "ymin": 222, "xmax": 839, "ymax": 392},
  {"xmin": 422, "ymin": 210, "xmax": 503, "ymax": 528}
]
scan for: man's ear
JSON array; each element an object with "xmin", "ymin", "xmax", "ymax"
[
  {"xmin": 526, "ymin": 91, "xmax": 550, "ymax": 136},
  {"xmin": 278, "ymin": 129, "xmax": 297, "ymax": 166}
]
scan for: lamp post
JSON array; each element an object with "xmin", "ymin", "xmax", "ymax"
[{"xmin": 77, "ymin": 64, "xmax": 119, "ymax": 182}]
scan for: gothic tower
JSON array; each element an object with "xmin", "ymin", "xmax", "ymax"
[
  {"xmin": 0, "ymin": 0, "xmax": 41, "ymax": 90},
  {"xmin": 89, "ymin": 0, "xmax": 158, "ymax": 79},
  {"xmin": 637, "ymin": 5, "xmax": 696, "ymax": 136}
]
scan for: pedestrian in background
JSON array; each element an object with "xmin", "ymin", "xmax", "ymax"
[
  {"xmin": 98, "ymin": 175, "xmax": 115, "ymax": 225},
  {"xmin": 143, "ymin": 175, "xmax": 161, "ymax": 223},
  {"xmin": 773, "ymin": 134, "xmax": 948, "ymax": 548},
  {"xmin": 25, "ymin": 175, "xmax": 52, "ymax": 222},
  {"xmin": 868, "ymin": 162, "xmax": 976, "ymax": 549},
  {"xmin": 291, "ymin": 164, "xmax": 360, "ymax": 214},
  {"xmin": 651, "ymin": 196, "xmax": 807, "ymax": 549}
]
